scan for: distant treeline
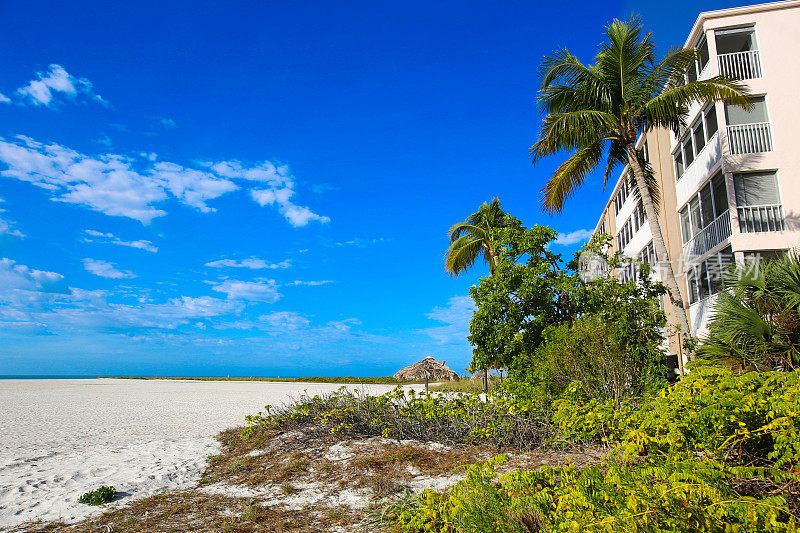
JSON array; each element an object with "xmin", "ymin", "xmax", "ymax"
[{"xmin": 102, "ymin": 376, "xmax": 411, "ymax": 384}]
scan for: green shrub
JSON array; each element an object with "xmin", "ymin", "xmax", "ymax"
[
  {"xmin": 551, "ymin": 381, "xmax": 633, "ymax": 444},
  {"xmin": 394, "ymin": 454, "xmax": 798, "ymax": 532},
  {"xmin": 394, "ymin": 368, "xmax": 800, "ymax": 532},
  {"xmin": 698, "ymin": 249, "xmax": 800, "ymax": 372},
  {"xmin": 620, "ymin": 365, "xmax": 800, "ymax": 468},
  {"xmin": 78, "ymin": 485, "xmax": 116, "ymax": 505},
  {"xmin": 244, "ymin": 386, "xmax": 553, "ymax": 449}
]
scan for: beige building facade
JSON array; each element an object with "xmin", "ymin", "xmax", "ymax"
[{"xmin": 593, "ymin": 0, "xmax": 800, "ymax": 372}]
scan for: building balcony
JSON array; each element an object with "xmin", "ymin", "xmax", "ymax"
[
  {"xmin": 689, "ymin": 293, "xmax": 718, "ymax": 333},
  {"xmin": 675, "ymin": 132, "xmax": 721, "ymax": 208},
  {"xmin": 727, "ymin": 122, "xmax": 773, "ymax": 155},
  {"xmin": 717, "ymin": 50, "xmax": 762, "ymax": 80},
  {"xmin": 738, "ymin": 204, "xmax": 785, "ymax": 233},
  {"xmin": 683, "ymin": 211, "xmax": 732, "ymax": 260}
]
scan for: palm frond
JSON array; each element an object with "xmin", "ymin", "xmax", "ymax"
[
  {"xmin": 641, "ymin": 76, "xmax": 751, "ymax": 131},
  {"xmin": 531, "ymin": 110, "xmax": 617, "ymax": 161},
  {"xmin": 445, "ymin": 234, "xmax": 488, "ymax": 277},
  {"xmin": 541, "ymin": 142, "xmax": 603, "ymax": 215}
]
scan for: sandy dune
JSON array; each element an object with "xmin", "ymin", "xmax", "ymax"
[{"xmin": 0, "ymin": 378, "xmax": 405, "ymax": 528}]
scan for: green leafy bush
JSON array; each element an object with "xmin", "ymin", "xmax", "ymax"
[
  {"xmin": 244, "ymin": 386, "xmax": 553, "ymax": 449},
  {"xmin": 551, "ymin": 381, "xmax": 633, "ymax": 444},
  {"xmin": 394, "ymin": 455, "xmax": 797, "ymax": 532},
  {"xmin": 394, "ymin": 368, "xmax": 800, "ymax": 531},
  {"xmin": 78, "ymin": 485, "xmax": 116, "ymax": 505},
  {"xmin": 620, "ymin": 365, "xmax": 800, "ymax": 467},
  {"xmin": 698, "ymin": 249, "xmax": 800, "ymax": 372}
]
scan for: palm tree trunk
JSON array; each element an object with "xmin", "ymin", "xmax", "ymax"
[
  {"xmin": 484, "ymin": 243, "xmax": 498, "ymax": 274},
  {"xmin": 625, "ymin": 145, "xmax": 691, "ymax": 374}
]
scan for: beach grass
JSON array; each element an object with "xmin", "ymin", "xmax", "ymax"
[{"xmin": 427, "ymin": 378, "xmax": 497, "ymax": 393}]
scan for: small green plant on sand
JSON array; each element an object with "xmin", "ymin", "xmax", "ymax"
[{"xmin": 78, "ymin": 485, "xmax": 116, "ymax": 505}]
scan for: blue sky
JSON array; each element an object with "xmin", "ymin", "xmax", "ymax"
[{"xmin": 0, "ymin": 0, "xmax": 747, "ymax": 376}]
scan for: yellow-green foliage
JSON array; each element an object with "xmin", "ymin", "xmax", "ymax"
[
  {"xmin": 621, "ymin": 365, "xmax": 800, "ymax": 466},
  {"xmin": 395, "ymin": 455, "xmax": 797, "ymax": 532},
  {"xmin": 395, "ymin": 368, "xmax": 800, "ymax": 532},
  {"xmin": 551, "ymin": 381, "xmax": 633, "ymax": 444}
]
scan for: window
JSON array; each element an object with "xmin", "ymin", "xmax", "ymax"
[
  {"xmin": 689, "ymin": 196, "xmax": 702, "ymax": 236},
  {"xmin": 700, "ymin": 182, "xmax": 714, "ymax": 227},
  {"xmin": 725, "ymin": 96, "xmax": 768, "ymax": 126},
  {"xmin": 734, "ymin": 171, "xmax": 780, "ymax": 206},
  {"xmin": 693, "ymin": 119, "xmax": 706, "ymax": 154},
  {"xmin": 683, "ymin": 135, "xmax": 695, "ymax": 167},
  {"xmin": 705, "ymin": 106, "xmax": 718, "ymax": 138},
  {"xmin": 715, "ymin": 26, "xmax": 757, "ymax": 55},
  {"xmin": 697, "ymin": 37, "xmax": 710, "ymax": 72},
  {"xmin": 687, "ymin": 246, "xmax": 733, "ymax": 304},
  {"xmin": 614, "ymin": 180, "xmax": 630, "ymax": 215},
  {"xmin": 616, "ymin": 217, "xmax": 634, "ymax": 251},
  {"xmin": 679, "ymin": 172, "xmax": 728, "ymax": 244},
  {"xmin": 640, "ymin": 241, "xmax": 656, "ymax": 265},
  {"xmin": 674, "ymin": 149, "xmax": 684, "ymax": 179},
  {"xmin": 712, "ymin": 173, "xmax": 729, "ymax": 217},
  {"xmin": 633, "ymin": 202, "xmax": 647, "ymax": 232},
  {"xmin": 674, "ymin": 108, "xmax": 717, "ymax": 181},
  {"xmin": 642, "ymin": 140, "xmax": 649, "ymax": 163}
]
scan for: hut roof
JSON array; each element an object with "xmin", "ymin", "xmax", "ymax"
[
  {"xmin": 471, "ymin": 370, "xmax": 498, "ymax": 382},
  {"xmin": 393, "ymin": 356, "xmax": 459, "ymax": 382}
]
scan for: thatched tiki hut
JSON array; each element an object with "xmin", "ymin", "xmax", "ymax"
[{"xmin": 394, "ymin": 356, "xmax": 458, "ymax": 391}]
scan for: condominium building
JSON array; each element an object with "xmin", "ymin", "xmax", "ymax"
[{"xmin": 593, "ymin": 0, "xmax": 800, "ymax": 372}]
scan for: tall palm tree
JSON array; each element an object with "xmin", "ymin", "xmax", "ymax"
[
  {"xmin": 530, "ymin": 16, "xmax": 750, "ymax": 343},
  {"xmin": 445, "ymin": 198, "xmax": 506, "ymax": 277},
  {"xmin": 698, "ymin": 250, "xmax": 800, "ymax": 372}
]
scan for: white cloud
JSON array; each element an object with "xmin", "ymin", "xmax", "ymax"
[
  {"xmin": 326, "ymin": 318, "xmax": 362, "ymax": 332},
  {"xmin": 159, "ymin": 118, "xmax": 177, "ymax": 128},
  {"xmin": 212, "ymin": 279, "xmax": 280, "ymax": 302},
  {"xmin": 250, "ymin": 187, "xmax": 330, "ymax": 227},
  {"xmin": 15, "ymin": 64, "xmax": 106, "ymax": 108},
  {"xmin": 83, "ymin": 229, "xmax": 158, "ymax": 253},
  {"xmin": 0, "ymin": 258, "xmax": 63, "ymax": 290},
  {"xmin": 83, "ymin": 258, "xmax": 136, "ymax": 279},
  {"xmin": 0, "ymin": 217, "xmax": 24, "ymax": 238},
  {"xmin": 0, "ymin": 93, "xmax": 10, "ymax": 104},
  {"xmin": 204, "ymin": 257, "xmax": 290, "ymax": 269},
  {"xmin": 0, "ymin": 258, "xmax": 242, "ymax": 333},
  {"xmin": 152, "ymin": 161, "xmax": 238, "ymax": 213},
  {"xmin": 0, "ymin": 135, "xmax": 327, "ymax": 226},
  {"xmin": 0, "ymin": 199, "xmax": 24, "ymax": 238},
  {"xmin": 258, "ymin": 311, "xmax": 310, "ymax": 330},
  {"xmin": 288, "ymin": 280, "xmax": 333, "ymax": 286},
  {"xmin": 420, "ymin": 296, "xmax": 475, "ymax": 345},
  {"xmin": 554, "ymin": 229, "xmax": 593, "ymax": 246},
  {"xmin": 335, "ymin": 237, "xmax": 389, "ymax": 247}
]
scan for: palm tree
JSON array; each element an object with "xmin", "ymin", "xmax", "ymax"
[
  {"xmin": 445, "ymin": 198, "xmax": 506, "ymax": 277},
  {"xmin": 698, "ymin": 250, "xmax": 800, "ymax": 372},
  {"xmin": 530, "ymin": 16, "xmax": 750, "ymax": 344}
]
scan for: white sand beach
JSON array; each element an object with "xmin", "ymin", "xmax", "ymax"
[{"xmin": 0, "ymin": 378, "xmax": 406, "ymax": 528}]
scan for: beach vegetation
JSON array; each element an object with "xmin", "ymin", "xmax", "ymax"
[
  {"xmin": 243, "ymin": 386, "xmax": 553, "ymax": 450},
  {"xmin": 77, "ymin": 485, "xmax": 116, "ymax": 505},
  {"xmin": 697, "ymin": 249, "xmax": 800, "ymax": 372},
  {"xmin": 392, "ymin": 366, "xmax": 800, "ymax": 531}
]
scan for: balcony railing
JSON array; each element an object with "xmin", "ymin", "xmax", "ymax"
[
  {"xmin": 738, "ymin": 204, "xmax": 785, "ymax": 233},
  {"xmin": 718, "ymin": 50, "xmax": 762, "ymax": 80},
  {"xmin": 727, "ymin": 122, "xmax": 773, "ymax": 154},
  {"xmin": 683, "ymin": 211, "xmax": 732, "ymax": 260}
]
